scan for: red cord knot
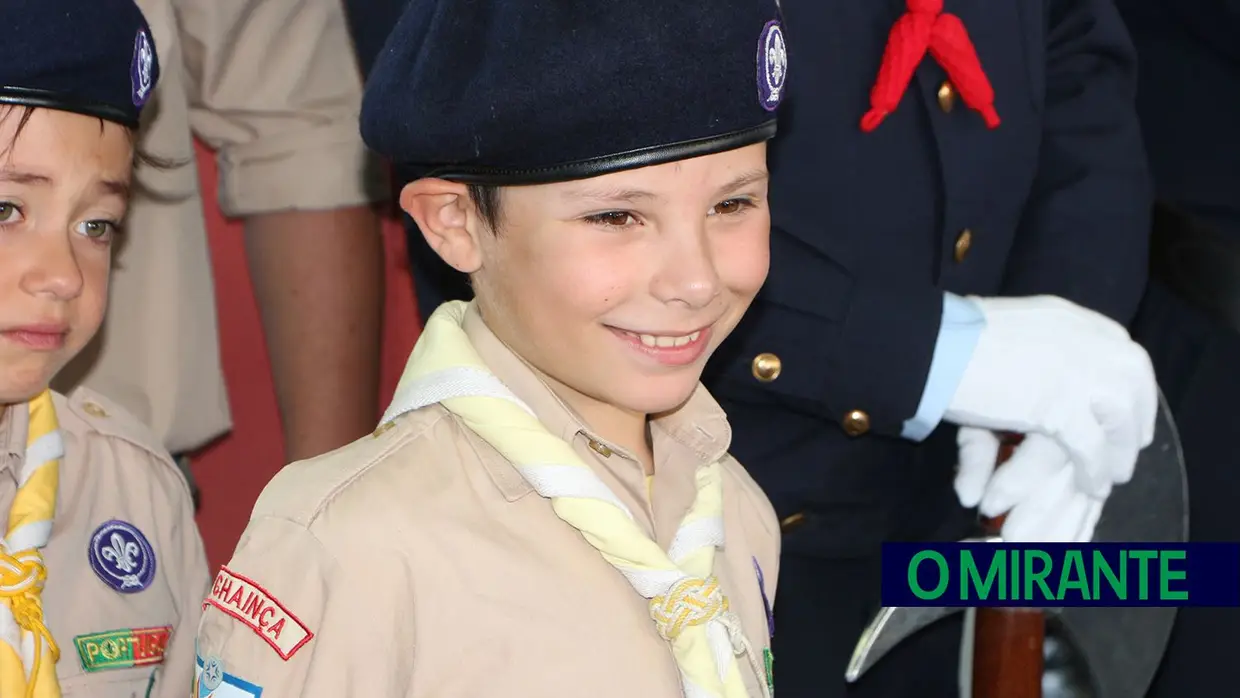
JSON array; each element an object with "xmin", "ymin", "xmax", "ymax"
[{"xmin": 861, "ymin": 0, "xmax": 1000, "ymax": 132}]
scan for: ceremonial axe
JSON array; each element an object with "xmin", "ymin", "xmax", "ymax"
[{"xmin": 846, "ymin": 390, "xmax": 1189, "ymax": 697}]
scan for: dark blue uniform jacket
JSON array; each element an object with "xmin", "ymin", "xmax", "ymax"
[{"xmin": 705, "ymin": 0, "xmax": 1151, "ymax": 556}]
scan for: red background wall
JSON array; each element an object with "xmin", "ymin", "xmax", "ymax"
[{"xmin": 187, "ymin": 140, "xmax": 421, "ymax": 569}]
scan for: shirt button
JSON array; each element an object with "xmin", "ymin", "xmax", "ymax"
[
  {"xmin": 954, "ymin": 228, "xmax": 973, "ymax": 262},
  {"xmin": 372, "ymin": 421, "xmax": 395, "ymax": 438},
  {"xmin": 937, "ymin": 80, "xmax": 956, "ymax": 113},
  {"xmin": 82, "ymin": 402, "xmax": 109, "ymax": 419},
  {"xmin": 587, "ymin": 439, "xmax": 613, "ymax": 458},
  {"xmin": 751, "ymin": 353, "xmax": 782, "ymax": 382},
  {"xmin": 842, "ymin": 410, "xmax": 871, "ymax": 437}
]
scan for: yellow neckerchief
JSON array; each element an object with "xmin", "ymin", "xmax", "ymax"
[
  {"xmin": 0, "ymin": 390, "xmax": 63, "ymax": 698},
  {"xmin": 380, "ymin": 302, "xmax": 766, "ymax": 698}
]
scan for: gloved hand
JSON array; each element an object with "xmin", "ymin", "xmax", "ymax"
[
  {"xmin": 955, "ymin": 429, "xmax": 1105, "ymax": 542},
  {"xmin": 944, "ymin": 296, "xmax": 1158, "ymax": 542}
]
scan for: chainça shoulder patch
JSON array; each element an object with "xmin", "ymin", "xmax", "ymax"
[{"xmin": 204, "ymin": 566, "xmax": 314, "ymax": 660}]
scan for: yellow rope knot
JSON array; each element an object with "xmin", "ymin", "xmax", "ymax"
[
  {"xmin": 649, "ymin": 576, "xmax": 730, "ymax": 642},
  {"xmin": 0, "ymin": 550, "xmax": 46, "ymax": 596},
  {"xmin": 1, "ymin": 550, "xmax": 60, "ymax": 664}
]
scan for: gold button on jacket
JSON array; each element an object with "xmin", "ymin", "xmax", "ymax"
[
  {"xmin": 954, "ymin": 228, "xmax": 973, "ymax": 262},
  {"xmin": 937, "ymin": 80, "xmax": 955, "ymax": 112},
  {"xmin": 751, "ymin": 353, "xmax": 782, "ymax": 382},
  {"xmin": 842, "ymin": 410, "xmax": 871, "ymax": 437}
]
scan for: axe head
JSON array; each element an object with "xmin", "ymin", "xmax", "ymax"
[{"xmin": 845, "ymin": 390, "xmax": 1189, "ymax": 697}]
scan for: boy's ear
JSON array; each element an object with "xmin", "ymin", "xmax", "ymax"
[{"xmin": 399, "ymin": 178, "xmax": 484, "ymax": 273}]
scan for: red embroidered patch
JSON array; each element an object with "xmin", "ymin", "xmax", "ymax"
[{"xmin": 204, "ymin": 566, "xmax": 314, "ymax": 660}]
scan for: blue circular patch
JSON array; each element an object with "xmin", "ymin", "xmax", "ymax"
[
  {"xmin": 201, "ymin": 656, "xmax": 224, "ymax": 692},
  {"xmin": 130, "ymin": 29, "xmax": 155, "ymax": 108},
  {"xmin": 88, "ymin": 519, "xmax": 156, "ymax": 593},
  {"xmin": 757, "ymin": 20, "xmax": 788, "ymax": 112}
]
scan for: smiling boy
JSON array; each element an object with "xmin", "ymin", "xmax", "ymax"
[
  {"xmin": 193, "ymin": 0, "xmax": 788, "ymax": 696},
  {"xmin": 0, "ymin": 2, "xmax": 209, "ymax": 697}
]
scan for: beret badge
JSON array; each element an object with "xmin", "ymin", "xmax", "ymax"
[
  {"xmin": 130, "ymin": 29, "xmax": 155, "ymax": 108},
  {"xmin": 757, "ymin": 20, "xmax": 788, "ymax": 112}
]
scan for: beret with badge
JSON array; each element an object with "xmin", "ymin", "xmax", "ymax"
[
  {"xmin": 361, "ymin": 0, "xmax": 789, "ymax": 185},
  {"xmin": 0, "ymin": 0, "xmax": 160, "ymax": 129}
]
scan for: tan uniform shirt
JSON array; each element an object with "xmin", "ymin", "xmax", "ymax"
[
  {"xmin": 195, "ymin": 307, "xmax": 782, "ymax": 697},
  {"xmin": 53, "ymin": 0, "xmax": 386, "ymax": 454},
  {"xmin": 0, "ymin": 388, "xmax": 210, "ymax": 697}
]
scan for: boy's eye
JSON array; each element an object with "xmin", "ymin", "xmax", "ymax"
[
  {"xmin": 76, "ymin": 220, "xmax": 118, "ymax": 240},
  {"xmin": 712, "ymin": 198, "xmax": 752, "ymax": 216},
  {"xmin": 0, "ymin": 203, "xmax": 23, "ymax": 223},
  {"xmin": 584, "ymin": 211, "xmax": 637, "ymax": 227}
]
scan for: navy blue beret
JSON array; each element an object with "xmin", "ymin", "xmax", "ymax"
[
  {"xmin": 361, "ymin": 0, "xmax": 789, "ymax": 184},
  {"xmin": 0, "ymin": 0, "xmax": 160, "ymax": 129}
]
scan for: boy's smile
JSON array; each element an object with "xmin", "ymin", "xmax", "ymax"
[{"xmin": 605, "ymin": 325, "xmax": 713, "ymax": 367}]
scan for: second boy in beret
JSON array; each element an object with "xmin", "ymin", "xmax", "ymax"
[{"xmin": 195, "ymin": 0, "xmax": 788, "ymax": 696}]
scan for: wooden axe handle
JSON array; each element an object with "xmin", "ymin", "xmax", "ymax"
[{"xmin": 972, "ymin": 433, "xmax": 1045, "ymax": 698}]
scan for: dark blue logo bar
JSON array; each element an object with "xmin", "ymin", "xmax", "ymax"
[{"xmin": 880, "ymin": 543, "xmax": 1240, "ymax": 607}]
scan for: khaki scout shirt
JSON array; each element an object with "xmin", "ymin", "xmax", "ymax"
[
  {"xmin": 0, "ymin": 388, "xmax": 210, "ymax": 697},
  {"xmin": 53, "ymin": 0, "xmax": 386, "ymax": 454},
  {"xmin": 195, "ymin": 307, "xmax": 782, "ymax": 697}
]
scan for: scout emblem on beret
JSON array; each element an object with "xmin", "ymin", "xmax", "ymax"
[
  {"xmin": 131, "ymin": 28, "xmax": 155, "ymax": 108},
  {"xmin": 88, "ymin": 519, "xmax": 157, "ymax": 593},
  {"xmin": 758, "ymin": 20, "xmax": 788, "ymax": 111}
]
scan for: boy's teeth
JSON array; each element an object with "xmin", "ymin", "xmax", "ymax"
[{"xmin": 630, "ymin": 330, "xmax": 702, "ymax": 348}]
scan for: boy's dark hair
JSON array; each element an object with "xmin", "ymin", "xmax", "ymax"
[
  {"xmin": 467, "ymin": 183, "xmax": 503, "ymax": 233},
  {"xmin": 0, "ymin": 105, "xmax": 182, "ymax": 170}
]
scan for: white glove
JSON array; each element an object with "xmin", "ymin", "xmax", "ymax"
[
  {"xmin": 954, "ymin": 428, "xmax": 1105, "ymax": 542},
  {"xmin": 945, "ymin": 296, "xmax": 1158, "ymax": 541}
]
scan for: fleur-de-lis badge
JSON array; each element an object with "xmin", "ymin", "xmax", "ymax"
[
  {"xmin": 131, "ymin": 29, "xmax": 155, "ymax": 108},
  {"xmin": 88, "ymin": 520, "xmax": 157, "ymax": 593},
  {"xmin": 758, "ymin": 20, "xmax": 789, "ymax": 111},
  {"xmin": 768, "ymin": 31, "xmax": 787, "ymax": 88},
  {"xmin": 101, "ymin": 532, "xmax": 140, "ymax": 573}
]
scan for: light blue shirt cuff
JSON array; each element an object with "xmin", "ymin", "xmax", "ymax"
[{"xmin": 900, "ymin": 293, "xmax": 986, "ymax": 441}]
